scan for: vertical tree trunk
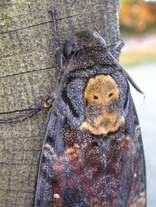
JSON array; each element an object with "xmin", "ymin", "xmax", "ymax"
[{"xmin": 0, "ymin": 0, "xmax": 120, "ymax": 206}]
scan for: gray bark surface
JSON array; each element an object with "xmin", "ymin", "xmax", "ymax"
[{"xmin": 0, "ymin": 0, "xmax": 120, "ymax": 206}]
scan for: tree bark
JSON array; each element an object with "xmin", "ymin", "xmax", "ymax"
[{"xmin": 0, "ymin": 0, "xmax": 120, "ymax": 206}]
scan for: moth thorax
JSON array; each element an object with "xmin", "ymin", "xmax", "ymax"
[{"xmin": 80, "ymin": 74, "xmax": 125, "ymax": 135}]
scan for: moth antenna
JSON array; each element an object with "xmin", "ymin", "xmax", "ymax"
[
  {"xmin": 108, "ymin": 52, "xmax": 144, "ymax": 95},
  {"xmin": 123, "ymin": 70, "xmax": 144, "ymax": 95}
]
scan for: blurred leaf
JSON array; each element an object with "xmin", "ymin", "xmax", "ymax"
[{"xmin": 120, "ymin": 0, "xmax": 156, "ymax": 31}]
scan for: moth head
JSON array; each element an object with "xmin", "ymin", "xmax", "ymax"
[
  {"xmin": 74, "ymin": 30, "xmax": 107, "ymax": 50},
  {"xmin": 63, "ymin": 30, "xmax": 107, "ymax": 59},
  {"xmin": 80, "ymin": 74, "xmax": 125, "ymax": 135},
  {"xmin": 60, "ymin": 30, "xmax": 110, "ymax": 73}
]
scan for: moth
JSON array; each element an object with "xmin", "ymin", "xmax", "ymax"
[{"xmin": 0, "ymin": 10, "xmax": 146, "ymax": 207}]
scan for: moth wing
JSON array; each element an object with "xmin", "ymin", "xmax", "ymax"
[
  {"xmin": 116, "ymin": 94, "xmax": 146, "ymax": 207},
  {"xmin": 127, "ymin": 96, "xmax": 146, "ymax": 206},
  {"xmin": 33, "ymin": 107, "xmax": 65, "ymax": 207},
  {"xmin": 33, "ymin": 78, "xmax": 146, "ymax": 207}
]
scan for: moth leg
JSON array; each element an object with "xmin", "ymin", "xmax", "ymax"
[
  {"xmin": 109, "ymin": 40, "xmax": 125, "ymax": 59},
  {"xmin": 0, "ymin": 95, "xmax": 55, "ymax": 125},
  {"xmin": 48, "ymin": 9, "xmax": 60, "ymax": 50}
]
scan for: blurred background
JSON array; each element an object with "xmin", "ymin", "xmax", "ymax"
[{"xmin": 120, "ymin": 0, "xmax": 156, "ymax": 206}]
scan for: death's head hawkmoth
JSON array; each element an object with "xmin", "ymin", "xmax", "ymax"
[
  {"xmin": 0, "ymin": 11, "xmax": 146, "ymax": 207},
  {"xmin": 32, "ymin": 29, "xmax": 146, "ymax": 207}
]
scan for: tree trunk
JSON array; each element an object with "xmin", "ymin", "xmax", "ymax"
[{"xmin": 0, "ymin": 0, "xmax": 120, "ymax": 206}]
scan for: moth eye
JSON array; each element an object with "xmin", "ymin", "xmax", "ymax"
[
  {"xmin": 63, "ymin": 40, "xmax": 75, "ymax": 58},
  {"xmin": 93, "ymin": 95, "xmax": 98, "ymax": 100}
]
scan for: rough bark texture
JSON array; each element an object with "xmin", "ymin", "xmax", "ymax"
[{"xmin": 0, "ymin": 0, "xmax": 120, "ymax": 206}]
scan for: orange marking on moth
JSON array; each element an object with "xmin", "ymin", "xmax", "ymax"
[
  {"xmin": 66, "ymin": 144, "xmax": 81, "ymax": 161},
  {"xmin": 55, "ymin": 160, "xmax": 64, "ymax": 173},
  {"xmin": 129, "ymin": 196, "xmax": 146, "ymax": 207},
  {"xmin": 80, "ymin": 75, "xmax": 125, "ymax": 135},
  {"xmin": 43, "ymin": 100, "xmax": 50, "ymax": 108}
]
